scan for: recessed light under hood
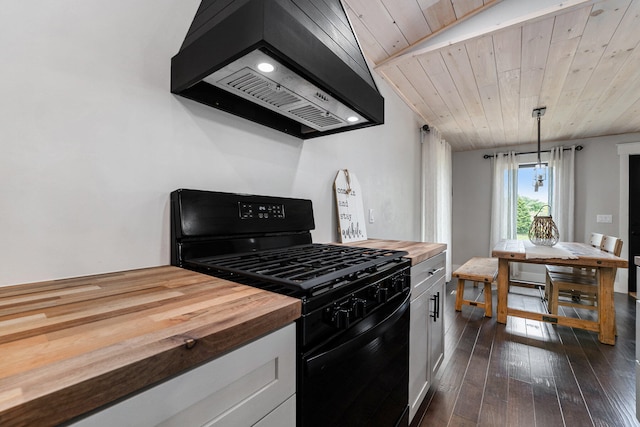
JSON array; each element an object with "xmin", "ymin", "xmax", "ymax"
[{"xmin": 171, "ymin": 0, "xmax": 384, "ymax": 139}]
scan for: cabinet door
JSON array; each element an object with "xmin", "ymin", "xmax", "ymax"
[
  {"xmin": 636, "ymin": 301, "xmax": 640, "ymax": 422},
  {"xmin": 409, "ymin": 290, "xmax": 430, "ymax": 422},
  {"xmin": 428, "ymin": 278, "xmax": 445, "ymax": 379}
]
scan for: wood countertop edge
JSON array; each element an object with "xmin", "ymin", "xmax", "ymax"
[
  {"xmin": 0, "ymin": 267, "xmax": 301, "ymax": 427},
  {"xmin": 339, "ymin": 239, "xmax": 447, "ymax": 266}
]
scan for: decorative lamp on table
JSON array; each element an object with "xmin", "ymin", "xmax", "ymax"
[{"xmin": 528, "ymin": 205, "xmax": 559, "ymax": 246}]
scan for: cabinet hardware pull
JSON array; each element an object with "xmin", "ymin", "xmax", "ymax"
[{"xmin": 430, "ymin": 291, "xmax": 441, "ymax": 321}]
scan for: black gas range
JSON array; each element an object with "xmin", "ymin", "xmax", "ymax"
[{"xmin": 171, "ymin": 189, "xmax": 410, "ymax": 427}]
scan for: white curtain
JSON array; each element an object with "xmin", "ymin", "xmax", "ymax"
[
  {"xmin": 421, "ymin": 127, "xmax": 452, "ymax": 281},
  {"xmin": 490, "ymin": 151, "xmax": 518, "ymax": 252},
  {"xmin": 549, "ymin": 146, "xmax": 576, "ymax": 241}
]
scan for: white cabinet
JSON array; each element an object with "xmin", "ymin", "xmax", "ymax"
[
  {"xmin": 408, "ymin": 251, "xmax": 446, "ymax": 423},
  {"xmin": 636, "ymin": 299, "xmax": 640, "ymax": 422},
  {"xmin": 72, "ymin": 323, "xmax": 296, "ymax": 427}
]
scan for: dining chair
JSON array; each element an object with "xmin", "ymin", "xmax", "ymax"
[
  {"xmin": 545, "ymin": 232, "xmax": 604, "ymax": 276},
  {"xmin": 543, "ymin": 232, "xmax": 604, "ymax": 301},
  {"xmin": 546, "ymin": 235, "xmax": 623, "ymax": 314}
]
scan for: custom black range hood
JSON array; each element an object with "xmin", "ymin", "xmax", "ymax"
[{"xmin": 171, "ymin": 0, "xmax": 384, "ymax": 139}]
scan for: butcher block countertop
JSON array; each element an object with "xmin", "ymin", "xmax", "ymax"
[
  {"xmin": 342, "ymin": 239, "xmax": 446, "ymax": 266},
  {"xmin": 0, "ymin": 266, "xmax": 301, "ymax": 427}
]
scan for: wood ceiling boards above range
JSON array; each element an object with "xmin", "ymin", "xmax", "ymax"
[{"xmin": 343, "ymin": 0, "xmax": 640, "ymax": 151}]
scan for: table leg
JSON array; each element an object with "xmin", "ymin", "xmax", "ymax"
[
  {"xmin": 484, "ymin": 282, "xmax": 493, "ymax": 317},
  {"xmin": 497, "ymin": 258, "xmax": 509, "ymax": 324},
  {"xmin": 455, "ymin": 278, "xmax": 464, "ymax": 311},
  {"xmin": 598, "ymin": 267, "xmax": 616, "ymax": 345}
]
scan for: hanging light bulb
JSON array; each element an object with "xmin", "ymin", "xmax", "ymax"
[
  {"xmin": 533, "ymin": 163, "xmax": 545, "ymax": 192},
  {"xmin": 532, "ymin": 107, "xmax": 547, "ymax": 192}
]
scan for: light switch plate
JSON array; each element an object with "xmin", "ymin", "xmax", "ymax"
[{"xmin": 596, "ymin": 214, "xmax": 613, "ymax": 223}]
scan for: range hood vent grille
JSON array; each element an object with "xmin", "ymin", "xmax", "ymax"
[
  {"xmin": 216, "ymin": 67, "xmax": 347, "ymax": 130},
  {"xmin": 290, "ymin": 105, "xmax": 342, "ymax": 128},
  {"xmin": 208, "ymin": 50, "xmax": 359, "ymax": 131},
  {"xmin": 227, "ymin": 71, "xmax": 300, "ymax": 108},
  {"xmin": 171, "ymin": 0, "xmax": 384, "ymax": 139}
]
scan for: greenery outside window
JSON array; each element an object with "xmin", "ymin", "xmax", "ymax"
[{"xmin": 517, "ymin": 164, "xmax": 549, "ymax": 240}]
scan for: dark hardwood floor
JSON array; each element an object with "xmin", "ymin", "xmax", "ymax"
[{"xmin": 415, "ymin": 280, "xmax": 639, "ymax": 427}]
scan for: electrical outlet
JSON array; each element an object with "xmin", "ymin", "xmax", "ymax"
[
  {"xmin": 369, "ymin": 209, "xmax": 375, "ymax": 223},
  {"xmin": 596, "ymin": 214, "xmax": 613, "ymax": 223}
]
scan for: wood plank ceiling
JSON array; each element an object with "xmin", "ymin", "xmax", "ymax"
[{"xmin": 342, "ymin": 0, "xmax": 640, "ymax": 151}]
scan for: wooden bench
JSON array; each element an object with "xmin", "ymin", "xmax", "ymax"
[{"xmin": 453, "ymin": 257, "xmax": 498, "ymax": 317}]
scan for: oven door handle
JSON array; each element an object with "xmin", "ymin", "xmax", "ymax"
[{"xmin": 304, "ymin": 292, "xmax": 410, "ymax": 376}]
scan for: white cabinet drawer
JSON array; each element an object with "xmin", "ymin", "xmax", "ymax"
[
  {"xmin": 254, "ymin": 395, "xmax": 296, "ymax": 427},
  {"xmin": 72, "ymin": 324, "xmax": 296, "ymax": 427},
  {"xmin": 411, "ymin": 251, "xmax": 446, "ymax": 299}
]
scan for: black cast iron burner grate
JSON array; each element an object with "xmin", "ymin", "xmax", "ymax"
[{"xmin": 189, "ymin": 244, "xmax": 407, "ymax": 292}]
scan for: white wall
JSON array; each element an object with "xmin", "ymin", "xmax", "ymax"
[
  {"xmin": 0, "ymin": 1, "xmax": 423, "ymax": 287},
  {"xmin": 452, "ymin": 133, "xmax": 640, "ymax": 292}
]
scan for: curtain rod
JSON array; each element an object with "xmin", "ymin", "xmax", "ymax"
[{"xmin": 482, "ymin": 145, "xmax": 583, "ymax": 159}]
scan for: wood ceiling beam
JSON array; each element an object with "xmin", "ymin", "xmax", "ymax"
[{"xmin": 375, "ymin": 0, "xmax": 598, "ymax": 70}]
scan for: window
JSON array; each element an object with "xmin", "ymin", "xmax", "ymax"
[
  {"xmin": 517, "ymin": 164, "xmax": 549, "ymax": 240},
  {"xmin": 491, "ymin": 146, "xmax": 576, "ymax": 251}
]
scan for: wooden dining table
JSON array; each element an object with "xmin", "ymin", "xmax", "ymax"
[{"xmin": 492, "ymin": 240, "xmax": 628, "ymax": 345}]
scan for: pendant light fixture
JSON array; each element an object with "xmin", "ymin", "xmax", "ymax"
[{"xmin": 532, "ymin": 107, "xmax": 547, "ymax": 192}]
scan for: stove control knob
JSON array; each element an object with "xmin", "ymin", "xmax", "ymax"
[
  {"xmin": 351, "ymin": 298, "xmax": 367, "ymax": 318},
  {"xmin": 333, "ymin": 308, "xmax": 351, "ymax": 329},
  {"xmin": 393, "ymin": 276, "xmax": 405, "ymax": 293},
  {"xmin": 368, "ymin": 285, "xmax": 389, "ymax": 303},
  {"xmin": 376, "ymin": 287, "xmax": 389, "ymax": 303}
]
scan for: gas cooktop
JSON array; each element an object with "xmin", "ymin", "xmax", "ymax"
[{"xmin": 187, "ymin": 243, "xmax": 407, "ymax": 294}]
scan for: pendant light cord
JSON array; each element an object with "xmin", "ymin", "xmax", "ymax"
[{"xmin": 537, "ymin": 113, "xmax": 541, "ymax": 166}]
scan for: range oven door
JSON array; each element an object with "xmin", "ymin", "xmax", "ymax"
[{"xmin": 299, "ymin": 291, "xmax": 410, "ymax": 427}]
